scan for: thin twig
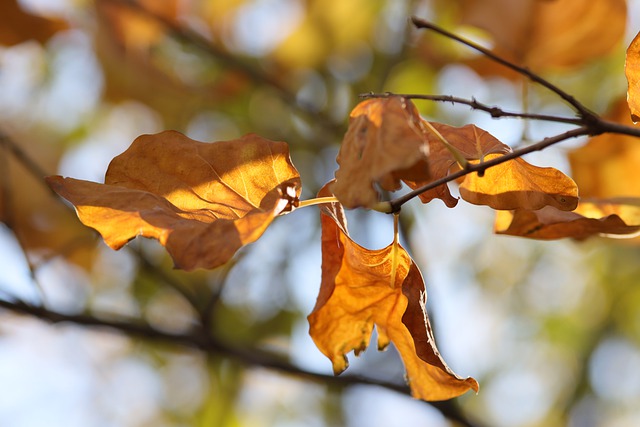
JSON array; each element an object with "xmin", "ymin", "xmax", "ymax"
[
  {"xmin": 360, "ymin": 92, "xmax": 584, "ymax": 125},
  {"xmin": 410, "ymin": 17, "xmax": 598, "ymax": 121},
  {"xmin": 0, "ymin": 297, "xmax": 483, "ymax": 427}
]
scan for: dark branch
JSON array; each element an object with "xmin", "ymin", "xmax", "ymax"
[
  {"xmin": 106, "ymin": 0, "xmax": 341, "ymax": 134},
  {"xmin": 410, "ymin": 17, "xmax": 597, "ymax": 121},
  {"xmin": 361, "ymin": 92, "xmax": 584, "ymax": 125},
  {"xmin": 0, "ymin": 297, "xmax": 483, "ymax": 427}
]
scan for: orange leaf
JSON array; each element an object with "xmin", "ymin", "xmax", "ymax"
[
  {"xmin": 331, "ymin": 97, "xmax": 430, "ymax": 209},
  {"xmin": 495, "ymin": 199, "xmax": 640, "ymax": 240},
  {"xmin": 0, "ymin": 0, "xmax": 67, "ymax": 46},
  {"xmin": 459, "ymin": 0, "xmax": 626, "ymax": 72},
  {"xmin": 626, "ymin": 32, "xmax": 640, "ymax": 123},
  {"xmin": 569, "ymin": 99, "xmax": 640, "ymax": 198},
  {"xmin": 460, "ymin": 154, "xmax": 579, "ymax": 211},
  {"xmin": 46, "ymin": 131, "xmax": 301, "ymax": 271},
  {"xmin": 309, "ymin": 184, "xmax": 478, "ymax": 401}
]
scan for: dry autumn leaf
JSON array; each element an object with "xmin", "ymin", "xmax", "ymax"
[
  {"xmin": 309, "ymin": 184, "xmax": 478, "ymax": 401},
  {"xmin": 626, "ymin": 31, "xmax": 640, "ymax": 123},
  {"xmin": 460, "ymin": 154, "xmax": 579, "ymax": 211},
  {"xmin": 569, "ymin": 99, "xmax": 640, "ymax": 198},
  {"xmin": 458, "ymin": 0, "xmax": 626, "ymax": 72},
  {"xmin": 495, "ymin": 199, "xmax": 640, "ymax": 240},
  {"xmin": 0, "ymin": 0, "xmax": 67, "ymax": 46},
  {"xmin": 46, "ymin": 131, "xmax": 301, "ymax": 271},
  {"xmin": 403, "ymin": 122, "xmax": 509, "ymax": 207},
  {"xmin": 403, "ymin": 121, "xmax": 578, "ymax": 211},
  {"xmin": 331, "ymin": 97, "xmax": 430, "ymax": 209}
]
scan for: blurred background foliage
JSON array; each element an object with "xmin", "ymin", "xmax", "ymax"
[{"xmin": 1, "ymin": 0, "xmax": 640, "ymax": 426}]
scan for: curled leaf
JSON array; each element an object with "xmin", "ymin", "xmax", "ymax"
[
  {"xmin": 309, "ymin": 184, "xmax": 478, "ymax": 401},
  {"xmin": 460, "ymin": 154, "xmax": 579, "ymax": 211},
  {"xmin": 459, "ymin": 0, "xmax": 626, "ymax": 72},
  {"xmin": 495, "ymin": 199, "xmax": 640, "ymax": 240},
  {"xmin": 569, "ymin": 99, "xmax": 640, "ymax": 198},
  {"xmin": 331, "ymin": 97, "xmax": 430, "ymax": 209},
  {"xmin": 47, "ymin": 131, "xmax": 301, "ymax": 271},
  {"xmin": 626, "ymin": 31, "xmax": 640, "ymax": 123}
]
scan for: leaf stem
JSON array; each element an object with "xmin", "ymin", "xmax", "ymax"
[
  {"xmin": 422, "ymin": 119, "xmax": 469, "ymax": 169},
  {"xmin": 297, "ymin": 196, "xmax": 340, "ymax": 208}
]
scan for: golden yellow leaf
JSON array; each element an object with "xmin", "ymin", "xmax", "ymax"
[
  {"xmin": 331, "ymin": 97, "xmax": 430, "ymax": 209},
  {"xmin": 626, "ymin": 31, "xmax": 640, "ymax": 123},
  {"xmin": 309, "ymin": 184, "xmax": 478, "ymax": 401},
  {"xmin": 458, "ymin": 0, "xmax": 626, "ymax": 72},
  {"xmin": 460, "ymin": 154, "xmax": 579, "ymax": 211},
  {"xmin": 46, "ymin": 131, "xmax": 301, "ymax": 271},
  {"xmin": 569, "ymin": 99, "xmax": 640, "ymax": 198},
  {"xmin": 0, "ymin": 0, "xmax": 67, "ymax": 46},
  {"xmin": 495, "ymin": 199, "xmax": 640, "ymax": 240}
]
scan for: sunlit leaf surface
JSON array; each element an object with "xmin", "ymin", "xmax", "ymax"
[
  {"xmin": 47, "ymin": 131, "xmax": 301, "ymax": 271},
  {"xmin": 309, "ymin": 184, "xmax": 478, "ymax": 401}
]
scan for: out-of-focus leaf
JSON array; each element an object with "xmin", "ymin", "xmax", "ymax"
[
  {"xmin": 95, "ymin": 0, "xmax": 178, "ymax": 52},
  {"xmin": 626, "ymin": 31, "xmax": 640, "ymax": 123},
  {"xmin": 309, "ymin": 184, "xmax": 478, "ymax": 401},
  {"xmin": 46, "ymin": 131, "xmax": 301, "ymax": 271},
  {"xmin": 460, "ymin": 154, "xmax": 579, "ymax": 211},
  {"xmin": 0, "ymin": 131, "xmax": 98, "ymax": 268},
  {"xmin": 458, "ymin": 0, "xmax": 627, "ymax": 72},
  {"xmin": 332, "ymin": 97, "xmax": 430, "ymax": 209},
  {"xmin": 0, "ymin": 0, "xmax": 67, "ymax": 46},
  {"xmin": 495, "ymin": 199, "xmax": 640, "ymax": 240},
  {"xmin": 272, "ymin": 0, "xmax": 381, "ymax": 69},
  {"xmin": 569, "ymin": 99, "xmax": 640, "ymax": 198}
]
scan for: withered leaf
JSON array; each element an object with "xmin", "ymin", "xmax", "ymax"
[
  {"xmin": 403, "ymin": 122, "xmax": 577, "ymax": 211},
  {"xmin": 403, "ymin": 122, "xmax": 509, "ymax": 207},
  {"xmin": 331, "ymin": 97, "xmax": 430, "ymax": 209},
  {"xmin": 569, "ymin": 99, "xmax": 640, "ymax": 198},
  {"xmin": 626, "ymin": 31, "xmax": 640, "ymax": 123},
  {"xmin": 46, "ymin": 131, "xmax": 301, "ymax": 271},
  {"xmin": 0, "ymin": 0, "xmax": 67, "ymax": 46},
  {"xmin": 309, "ymin": 184, "xmax": 478, "ymax": 401},
  {"xmin": 460, "ymin": 154, "xmax": 579, "ymax": 211},
  {"xmin": 458, "ymin": 0, "xmax": 626, "ymax": 72},
  {"xmin": 495, "ymin": 199, "xmax": 640, "ymax": 240}
]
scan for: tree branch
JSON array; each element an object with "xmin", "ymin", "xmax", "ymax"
[
  {"xmin": 105, "ymin": 0, "xmax": 342, "ymax": 135},
  {"xmin": 410, "ymin": 17, "xmax": 598, "ymax": 121},
  {"xmin": 360, "ymin": 92, "xmax": 584, "ymax": 125},
  {"xmin": 0, "ymin": 297, "xmax": 483, "ymax": 427}
]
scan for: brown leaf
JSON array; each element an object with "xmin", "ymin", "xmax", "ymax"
[
  {"xmin": 309, "ymin": 184, "xmax": 478, "ymax": 401},
  {"xmin": 0, "ymin": 0, "xmax": 67, "ymax": 46},
  {"xmin": 460, "ymin": 154, "xmax": 579, "ymax": 211},
  {"xmin": 403, "ymin": 122, "xmax": 510, "ymax": 207},
  {"xmin": 626, "ymin": 31, "xmax": 640, "ymax": 123},
  {"xmin": 495, "ymin": 199, "xmax": 640, "ymax": 240},
  {"xmin": 458, "ymin": 0, "xmax": 627, "ymax": 72},
  {"xmin": 569, "ymin": 99, "xmax": 640, "ymax": 198},
  {"xmin": 46, "ymin": 131, "xmax": 301, "ymax": 271},
  {"xmin": 331, "ymin": 97, "xmax": 430, "ymax": 209}
]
